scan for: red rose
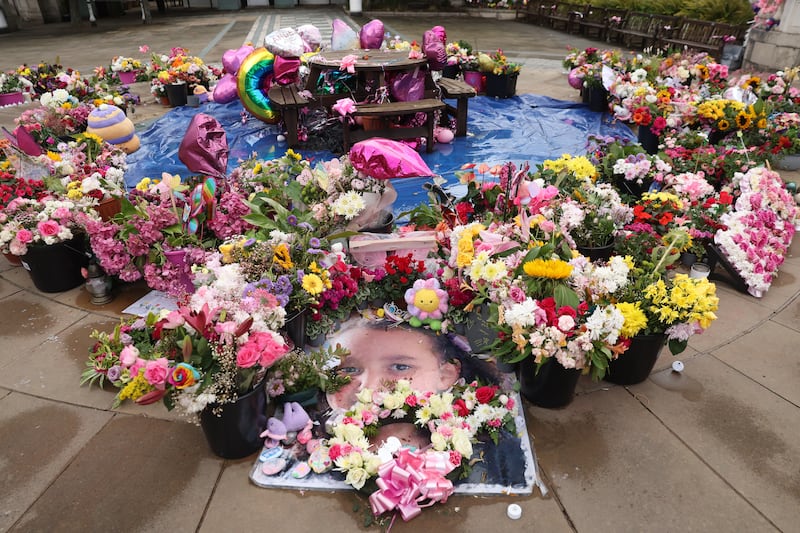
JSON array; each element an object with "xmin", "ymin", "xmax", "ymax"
[
  {"xmin": 405, "ymin": 394, "xmax": 418, "ymax": 407},
  {"xmin": 475, "ymin": 385, "xmax": 497, "ymax": 404},
  {"xmin": 453, "ymin": 398, "xmax": 470, "ymax": 417}
]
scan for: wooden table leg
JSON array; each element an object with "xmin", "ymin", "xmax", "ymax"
[
  {"xmin": 283, "ymin": 108, "xmax": 300, "ymax": 147},
  {"xmin": 426, "ymin": 111, "xmax": 435, "ymax": 153},
  {"xmin": 455, "ymin": 97, "xmax": 468, "ymax": 137}
]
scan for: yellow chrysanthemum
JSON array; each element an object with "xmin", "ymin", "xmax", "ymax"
[
  {"xmin": 616, "ymin": 302, "xmax": 648, "ymax": 338},
  {"xmin": 302, "ymin": 273, "xmax": 324, "ymax": 295},
  {"xmin": 523, "ymin": 258, "xmax": 573, "ymax": 279},
  {"xmin": 46, "ymin": 151, "xmax": 61, "ymax": 162}
]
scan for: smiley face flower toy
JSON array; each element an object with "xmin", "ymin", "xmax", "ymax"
[{"xmin": 404, "ymin": 278, "xmax": 449, "ymax": 330}]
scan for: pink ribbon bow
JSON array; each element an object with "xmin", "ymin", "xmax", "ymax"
[
  {"xmin": 339, "ymin": 54, "xmax": 358, "ymax": 73},
  {"xmin": 368, "ymin": 449, "xmax": 456, "ymax": 522}
]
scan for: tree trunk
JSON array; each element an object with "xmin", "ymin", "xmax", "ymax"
[
  {"xmin": 0, "ymin": 0, "xmax": 19, "ymax": 30},
  {"xmin": 68, "ymin": 0, "xmax": 80, "ymax": 25}
]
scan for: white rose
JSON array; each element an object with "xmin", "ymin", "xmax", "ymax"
[
  {"xmin": 345, "ymin": 467, "xmax": 369, "ymax": 490},
  {"xmin": 451, "ymin": 429, "xmax": 473, "ymax": 459},
  {"xmin": 430, "ymin": 431, "xmax": 447, "ymax": 451},
  {"xmin": 355, "ymin": 388, "xmax": 373, "ymax": 405}
]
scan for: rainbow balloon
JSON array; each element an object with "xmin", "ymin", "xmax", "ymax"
[{"xmin": 237, "ymin": 48, "xmax": 278, "ymax": 124}]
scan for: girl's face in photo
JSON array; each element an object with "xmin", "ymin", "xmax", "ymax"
[{"xmin": 326, "ymin": 326, "xmax": 460, "ymax": 410}]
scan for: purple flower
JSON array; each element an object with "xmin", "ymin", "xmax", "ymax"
[
  {"xmin": 107, "ymin": 365, "xmax": 122, "ymax": 382},
  {"xmin": 309, "ymin": 237, "xmax": 321, "ymax": 248},
  {"xmin": 287, "ymin": 214, "xmax": 298, "ymax": 226}
]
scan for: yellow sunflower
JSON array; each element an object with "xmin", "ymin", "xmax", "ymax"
[
  {"xmin": 735, "ymin": 112, "xmax": 752, "ymax": 130},
  {"xmin": 717, "ymin": 119, "xmax": 730, "ymax": 131},
  {"xmin": 523, "ymin": 258, "xmax": 573, "ymax": 279}
]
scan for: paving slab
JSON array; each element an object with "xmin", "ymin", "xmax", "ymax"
[
  {"xmin": 773, "ymin": 291, "xmax": 800, "ymax": 333},
  {"xmin": 636, "ymin": 354, "xmax": 800, "ymax": 531},
  {"xmin": 0, "ymin": 292, "xmax": 87, "ymax": 370},
  {"xmin": 0, "ymin": 392, "xmax": 112, "ymax": 532},
  {"xmin": 528, "ymin": 386, "xmax": 777, "ymax": 532},
  {"xmin": 685, "ymin": 284, "xmax": 775, "ymax": 354},
  {"xmin": 51, "ymin": 279, "xmax": 154, "ymax": 320},
  {"xmin": 0, "ymin": 275, "xmax": 22, "ymax": 299},
  {"xmin": 710, "ymin": 320, "xmax": 800, "ymax": 406},
  {"xmin": 200, "ymin": 458, "xmax": 572, "ymax": 533},
  {"xmin": 11, "ymin": 413, "xmax": 221, "ymax": 533}
]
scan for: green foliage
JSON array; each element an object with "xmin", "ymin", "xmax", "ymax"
[{"xmin": 592, "ymin": 0, "xmax": 753, "ymax": 23}]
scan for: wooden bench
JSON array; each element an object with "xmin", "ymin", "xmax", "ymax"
[
  {"xmin": 660, "ymin": 19, "xmax": 748, "ymax": 59},
  {"xmin": 514, "ymin": 1, "xmax": 542, "ymax": 22},
  {"xmin": 609, "ymin": 12, "xmax": 680, "ymax": 50},
  {"xmin": 575, "ymin": 5, "xmax": 609, "ymax": 40},
  {"xmin": 267, "ymin": 84, "xmax": 310, "ymax": 148},
  {"xmin": 436, "ymin": 77, "xmax": 476, "ymax": 137},
  {"xmin": 344, "ymin": 98, "xmax": 446, "ymax": 153},
  {"xmin": 540, "ymin": 2, "xmax": 586, "ymax": 33}
]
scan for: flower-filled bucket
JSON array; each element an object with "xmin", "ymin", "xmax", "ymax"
[
  {"xmin": 484, "ymin": 73, "xmax": 518, "ymax": 99},
  {"xmin": 20, "ymin": 235, "xmax": 89, "ymax": 293},
  {"xmin": 199, "ymin": 379, "xmax": 268, "ymax": 459}
]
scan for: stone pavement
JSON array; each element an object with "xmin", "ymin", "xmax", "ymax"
[{"xmin": 1, "ymin": 7, "xmax": 800, "ymax": 532}]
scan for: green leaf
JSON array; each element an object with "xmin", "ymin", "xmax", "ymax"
[
  {"xmin": 668, "ymin": 338, "xmax": 687, "ymax": 355},
  {"xmin": 553, "ymin": 284, "xmax": 580, "ymax": 309}
]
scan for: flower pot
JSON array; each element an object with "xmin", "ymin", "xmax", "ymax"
[
  {"xmin": 166, "ymin": 82, "xmax": 188, "ymax": 107},
  {"xmin": 519, "ymin": 356, "xmax": 581, "ymax": 408},
  {"xmin": 463, "ymin": 305, "xmax": 495, "ymax": 354},
  {"xmin": 689, "ymin": 262, "xmax": 711, "ymax": 279},
  {"xmin": 200, "ymin": 379, "xmax": 268, "ymax": 459},
  {"xmin": 773, "ymin": 153, "xmax": 800, "ymax": 171},
  {"xmin": 463, "ymin": 70, "xmax": 485, "ymax": 94},
  {"xmin": 680, "ymin": 252, "xmax": 697, "ymax": 267},
  {"xmin": 605, "ymin": 333, "xmax": 666, "ymax": 385},
  {"xmin": 277, "ymin": 387, "xmax": 318, "ymax": 408},
  {"xmin": 441, "ymin": 64, "xmax": 460, "ymax": 79},
  {"xmin": 158, "ymin": 95, "xmax": 170, "ymax": 106},
  {"xmin": 284, "ymin": 310, "xmax": 308, "ymax": 348},
  {"xmin": 95, "ymin": 197, "xmax": 122, "ymax": 222},
  {"xmin": 586, "ymin": 85, "xmax": 608, "ymax": 113},
  {"xmin": 638, "ymin": 124, "xmax": 660, "ymax": 155},
  {"xmin": 3, "ymin": 252, "xmax": 22, "ymax": 267},
  {"xmin": 118, "ymin": 70, "xmax": 138, "ymax": 84},
  {"xmin": 0, "ymin": 91, "xmax": 24, "ymax": 106},
  {"xmin": 361, "ymin": 210, "xmax": 395, "ymax": 234},
  {"xmin": 576, "ymin": 242, "xmax": 614, "ymax": 262},
  {"xmin": 163, "ymin": 249, "xmax": 195, "ymax": 294},
  {"xmin": 20, "ymin": 236, "xmax": 89, "ymax": 293},
  {"xmin": 484, "ymin": 73, "xmax": 518, "ymax": 99},
  {"xmin": 707, "ymin": 129, "xmax": 727, "ymax": 145},
  {"xmin": 307, "ymin": 333, "xmax": 327, "ymax": 347}
]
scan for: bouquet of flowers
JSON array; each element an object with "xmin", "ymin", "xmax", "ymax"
[
  {"xmin": 613, "ymin": 228, "xmax": 719, "ymax": 353},
  {"xmin": 265, "ymin": 344, "xmax": 351, "ymax": 399},
  {"xmin": 14, "ymin": 91, "xmax": 92, "ymax": 148},
  {"xmin": 0, "ymin": 197, "xmax": 96, "ymax": 256},
  {"xmin": 478, "ymin": 49, "xmax": 521, "ymax": 76},
  {"xmin": 763, "ymin": 112, "xmax": 800, "ymax": 157},
  {"xmin": 81, "ymin": 298, "xmax": 290, "ymax": 416},
  {"xmin": 110, "ymin": 56, "xmax": 144, "ymax": 73},
  {"xmin": 556, "ymin": 182, "xmax": 633, "ymax": 249},
  {"xmin": 0, "ymin": 71, "xmax": 24, "ymax": 94}
]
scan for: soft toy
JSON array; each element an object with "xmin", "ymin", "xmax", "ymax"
[
  {"xmin": 404, "ymin": 278, "xmax": 449, "ymax": 330},
  {"xmin": 260, "ymin": 417, "xmax": 288, "ymax": 448},
  {"xmin": 85, "ymin": 104, "xmax": 140, "ymax": 154},
  {"xmin": 281, "ymin": 401, "xmax": 313, "ymax": 445}
]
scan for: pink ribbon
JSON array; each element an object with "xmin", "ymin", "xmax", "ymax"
[{"xmin": 368, "ymin": 449, "xmax": 456, "ymax": 522}]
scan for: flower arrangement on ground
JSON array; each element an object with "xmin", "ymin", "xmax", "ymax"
[
  {"xmin": 110, "ymin": 55, "xmax": 144, "ymax": 74},
  {"xmin": 0, "ymin": 71, "xmax": 24, "ymax": 94},
  {"xmin": 82, "ymin": 290, "xmax": 290, "ymax": 416},
  {"xmin": 0, "ymin": 197, "xmax": 96, "ymax": 256},
  {"xmin": 14, "ymin": 91, "xmax": 92, "ymax": 148}
]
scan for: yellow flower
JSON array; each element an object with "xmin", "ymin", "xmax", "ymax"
[
  {"xmin": 219, "ymin": 243, "xmax": 235, "ymax": 263},
  {"xmin": 46, "ymin": 151, "xmax": 62, "ymax": 162},
  {"xmin": 302, "ymin": 273, "xmax": 324, "ymax": 295},
  {"xmin": 272, "ymin": 243, "xmax": 294, "ymax": 270},
  {"xmin": 135, "ymin": 178, "xmax": 151, "ymax": 191},
  {"xmin": 735, "ymin": 112, "xmax": 751, "ymax": 130},
  {"xmin": 66, "ymin": 189, "xmax": 83, "ymax": 200},
  {"xmin": 117, "ymin": 371, "xmax": 153, "ymax": 402},
  {"xmin": 717, "ymin": 119, "xmax": 730, "ymax": 131},
  {"xmin": 456, "ymin": 234, "xmax": 475, "ymax": 268},
  {"xmin": 757, "ymin": 118, "xmax": 767, "ymax": 129},
  {"xmin": 523, "ymin": 258, "xmax": 573, "ymax": 279},
  {"xmin": 617, "ymin": 302, "xmax": 648, "ymax": 338},
  {"xmin": 286, "ymin": 149, "xmax": 301, "ymax": 161},
  {"xmin": 252, "ymin": 163, "xmax": 262, "ymax": 175}
]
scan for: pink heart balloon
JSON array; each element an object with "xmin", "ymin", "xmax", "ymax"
[
  {"xmin": 222, "ymin": 45, "xmax": 255, "ymax": 74},
  {"xmin": 359, "ymin": 19, "xmax": 385, "ymax": 50},
  {"xmin": 273, "ymin": 56, "xmax": 301, "ymax": 86},
  {"xmin": 423, "ymin": 30, "xmax": 447, "ymax": 70},
  {"xmin": 212, "ymin": 74, "xmax": 239, "ymax": 104}
]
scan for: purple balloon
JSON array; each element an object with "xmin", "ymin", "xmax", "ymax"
[
  {"xmin": 389, "ymin": 70, "xmax": 425, "ymax": 102},
  {"xmin": 431, "ymin": 25, "xmax": 446, "ymax": 43},
  {"xmin": 179, "ymin": 114, "xmax": 229, "ymax": 179},
  {"xmin": 222, "ymin": 45, "xmax": 255, "ymax": 74},
  {"xmin": 568, "ymin": 68, "xmax": 583, "ymax": 90},
  {"xmin": 273, "ymin": 56, "xmax": 301, "ymax": 86},
  {"xmin": 359, "ymin": 19, "xmax": 385, "ymax": 50},
  {"xmin": 423, "ymin": 30, "xmax": 447, "ymax": 71},
  {"xmin": 212, "ymin": 74, "xmax": 239, "ymax": 104}
]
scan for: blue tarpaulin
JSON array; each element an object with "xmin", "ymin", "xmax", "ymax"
[{"xmin": 126, "ymin": 94, "xmax": 635, "ymax": 213}]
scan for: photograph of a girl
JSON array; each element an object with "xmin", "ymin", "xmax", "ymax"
[{"xmin": 249, "ymin": 315, "xmax": 537, "ymax": 493}]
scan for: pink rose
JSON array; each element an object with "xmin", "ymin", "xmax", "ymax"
[
  {"xmin": 143, "ymin": 357, "xmax": 169, "ymax": 388},
  {"xmin": 119, "ymin": 345, "xmax": 140, "ymax": 366},
  {"xmin": 52, "ymin": 207, "xmax": 70, "ymax": 219},
  {"xmin": 236, "ymin": 344, "xmax": 260, "ymax": 368},
  {"xmin": 16, "ymin": 229, "xmax": 33, "ymax": 244},
  {"xmin": 37, "ymin": 220, "xmax": 61, "ymax": 238}
]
